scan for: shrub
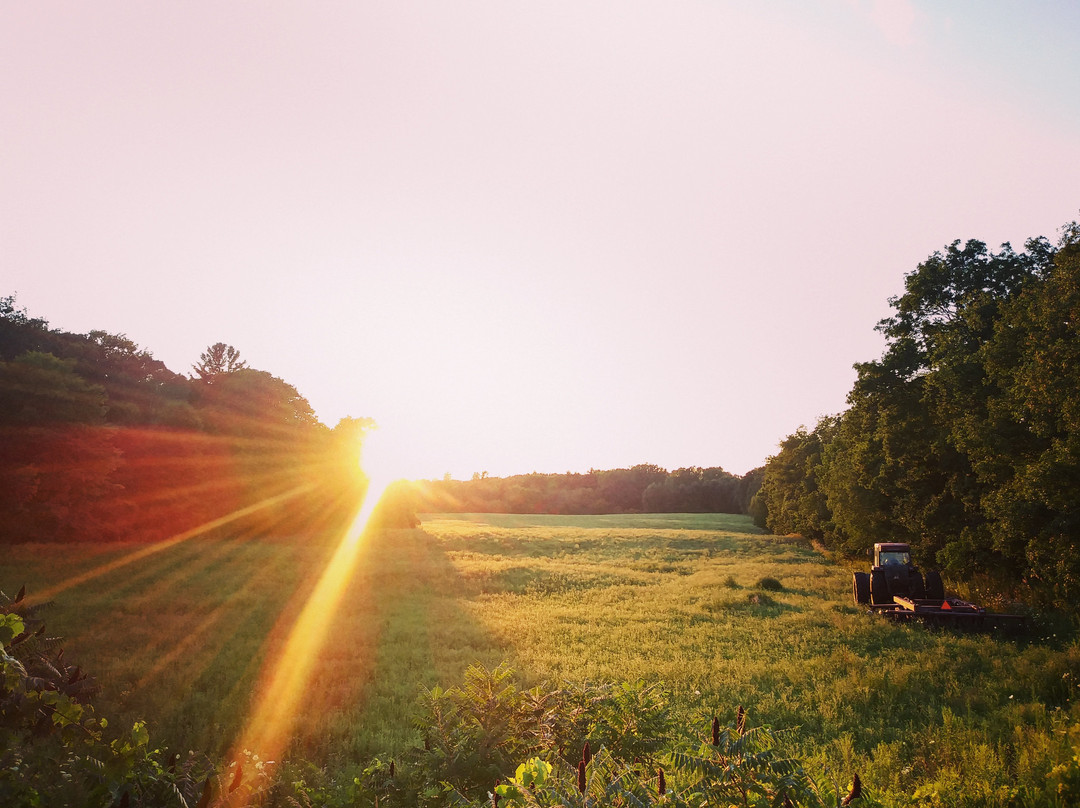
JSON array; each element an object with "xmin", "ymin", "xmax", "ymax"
[
  {"xmin": 410, "ymin": 663, "xmax": 671, "ymax": 802},
  {"xmin": 483, "ymin": 707, "xmax": 833, "ymax": 808},
  {"xmin": 755, "ymin": 576, "xmax": 784, "ymax": 591}
]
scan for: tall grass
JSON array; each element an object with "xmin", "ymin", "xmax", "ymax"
[{"xmin": 5, "ymin": 512, "xmax": 1078, "ymax": 805}]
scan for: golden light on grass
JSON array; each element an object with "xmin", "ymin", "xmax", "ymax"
[
  {"xmin": 224, "ymin": 426, "xmax": 420, "ymax": 792},
  {"xmin": 28, "ymin": 482, "xmax": 317, "ymax": 606}
]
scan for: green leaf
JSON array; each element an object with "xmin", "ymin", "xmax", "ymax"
[
  {"xmin": 132, "ymin": 720, "xmax": 150, "ymax": 748},
  {"xmin": 514, "ymin": 757, "xmax": 552, "ymax": 788},
  {"xmin": 0, "ymin": 613, "xmax": 25, "ymax": 645}
]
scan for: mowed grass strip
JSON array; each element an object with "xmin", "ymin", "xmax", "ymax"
[{"xmin": 6, "ymin": 512, "xmax": 1078, "ymax": 800}]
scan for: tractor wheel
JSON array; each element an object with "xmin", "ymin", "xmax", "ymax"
[
  {"xmin": 925, "ymin": 570, "xmax": 945, "ymax": 601},
  {"xmin": 909, "ymin": 571, "xmax": 925, "ymax": 599},
  {"xmin": 853, "ymin": 572, "xmax": 870, "ymax": 605},
  {"xmin": 869, "ymin": 569, "xmax": 890, "ymax": 605}
]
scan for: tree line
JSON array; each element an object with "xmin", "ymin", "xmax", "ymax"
[
  {"xmin": 751, "ymin": 219, "xmax": 1080, "ymax": 609},
  {"xmin": 0, "ymin": 298, "xmax": 379, "ymax": 542},
  {"xmin": 412, "ymin": 464, "xmax": 763, "ymax": 516}
]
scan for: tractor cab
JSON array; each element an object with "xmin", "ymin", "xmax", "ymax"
[
  {"xmin": 874, "ymin": 543, "xmax": 912, "ymax": 569},
  {"xmin": 873, "ymin": 542, "xmax": 919, "ymax": 594},
  {"xmin": 853, "ymin": 542, "xmax": 945, "ymax": 606}
]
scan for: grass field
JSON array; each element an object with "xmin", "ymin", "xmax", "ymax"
[{"xmin": 5, "ymin": 512, "xmax": 1079, "ymax": 804}]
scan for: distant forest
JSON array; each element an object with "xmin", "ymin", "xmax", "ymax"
[
  {"xmin": 753, "ymin": 219, "xmax": 1080, "ymax": 611},
  {"xmin": 0, "ymin": 298, "xmax": 760, "ymax": 544},
  {"xmin": 413, "ymin": 465, "xmax": 763, "ymax": 516}
]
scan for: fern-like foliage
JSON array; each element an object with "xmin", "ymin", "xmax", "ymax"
[
  {"xmin": 408, "ymin": 665, "xmax": 851, "ymax": 808},
  {"xmin": 410, "ymin": 664, "xmax": 678, "ymax": 802},
  {"xmin": 434, "ymin": 698, "xmax": 846, "ymax": 808},
  {"xmin": 486, "ymin": 749, "xmax": 680, "ymax": 808},
  {"xmin": 669, "ymin": 717, "xmax": 821, "ymax": 808}
]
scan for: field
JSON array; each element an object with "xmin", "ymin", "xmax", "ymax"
[{"xmin": 5, "ymin": 512, "xmax": 1080, "ymax": 805}]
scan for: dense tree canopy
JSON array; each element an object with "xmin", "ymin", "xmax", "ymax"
[{"xmin": 755, "ymin": 218, "xmax": 1080, "ymax": 610}]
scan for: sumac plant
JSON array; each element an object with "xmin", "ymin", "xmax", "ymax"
[
  {"xmin": 412, "ymin": 663, "xmax": 672, "ymax": 801},
  {"xmin": 457, "ymin": 712, "xmax": 852, "ymax": 808},
  {"xmin": 407, "ymin": 664, "xmax": 857, "ymax": 808}
]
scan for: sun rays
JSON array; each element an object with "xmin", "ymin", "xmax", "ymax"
[
  {"xmin": 221, "ymin": 426, "xmax": 420, "ymax": 789},
  {"xmin": 15, "ymin": 420, "xmax": 422, "ymax": 797},
  {"xmin": 28, "ymin": 482, "xmax": 318, "ymax": 605}
]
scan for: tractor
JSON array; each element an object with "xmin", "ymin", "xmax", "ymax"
[
  {"xmin": 851, "ymin": 542, "xmax": 1027, "ymax": 631},
  {"xmin": 852, "ymin": 542, "xmax": 944, "ymax": 606}
]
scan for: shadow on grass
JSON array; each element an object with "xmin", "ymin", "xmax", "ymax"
[
  {"xmin": 325, "ymin": 525, "xmax": 500, "ymax": 760},
  {"xmin": 700, "ymin": 591, "xmax": 803, "ymax": 619},
  {"xmin": 9, "ymin": 497, "xmax": 495, "ymax": 767},
  {"xmin": 135, "ymin": 513, "xmax": 497, "ymax": 763}
]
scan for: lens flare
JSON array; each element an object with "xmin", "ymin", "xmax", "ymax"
[{"xmin": 224, "ymin": 426, "xmax": 420, "ymax": 792}]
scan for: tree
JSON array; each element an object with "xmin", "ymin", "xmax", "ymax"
[
  {"xmin": 597, "ymin": 465, "xmax": 667, "ymax": 512},
  {"xmin": 0, "ymin": 352, "xmax": 107, "ymax": 426},
  {"xmin": 817, "ymin": 403, "xmax": 897, "ymax": 555},
  {"xmin": 642, "ymin": 467, "xmax": 741, "ymax": 513},
  {"xmin": 822, "ymin": 236, "xmax": 1053, "ymax": 571},
  {"xmin": 326, "ymin": 416, "xmax": 377, "ymax": 486},
  {"xmin": 192, "ymin": 342, "xmax": 247, "ymax": 382},
  {"xmin": 758, "ymin": 221, "xmax": 1080, "ymax": 608},
  {"xmin": 758, "ymin": 419, "xmax": 836, "ymax": 539},
  {"xmin": 72, "ymin": 331, "xmax": 191, "ymax": 425},
  {"xmin": 196, "ymin": 368, "xmax": 320, "ymax": 436},
  {"xmin": 0, "ymin": 295, "xmax": 53, "ymax": 361},
  {"xmin": 0, "ymin": 352, "xmax": 119, "ymax": 541},
  {"xmin": 973, "ymin": 224, "xmax": 1080, "ymax": 602}
]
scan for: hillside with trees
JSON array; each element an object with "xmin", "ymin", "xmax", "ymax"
[
  {"xmin": 0, "ymin": 298, "xmax": 372, "ymax": 543},
  {"xmin": 752, "ymin": 219, "xmax": 1080, "ymax": 611}
]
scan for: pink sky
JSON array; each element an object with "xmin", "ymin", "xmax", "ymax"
[{"xmin": 3, "ymin": 1, "xmax": 1079, "ymax": 479}]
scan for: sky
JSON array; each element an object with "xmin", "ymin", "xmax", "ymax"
[{"xmin": 3, "ymin": 1, "xmax": 1079, "ymax": 481}]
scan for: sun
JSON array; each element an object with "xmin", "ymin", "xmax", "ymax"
[{"xmin": 221, "ymin": 424, "xmax": 425, "ymax": 795}]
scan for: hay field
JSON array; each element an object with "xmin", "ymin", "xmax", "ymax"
[{"xmin": 5, "ymin": 513, "xmax": 1076, "ymax": 800}]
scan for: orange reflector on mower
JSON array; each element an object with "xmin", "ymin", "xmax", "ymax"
[{"xmin": 940, "ymin": 600, "xmax": 951, "ymax": 610}]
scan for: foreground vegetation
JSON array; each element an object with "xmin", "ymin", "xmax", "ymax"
[{"xmin": 4, "ymin": 513, "xmax": 1080, "ymax": 806}]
